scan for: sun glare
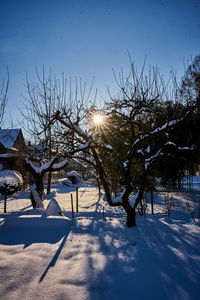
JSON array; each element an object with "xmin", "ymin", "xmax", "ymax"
[{"xmin": 93, "ymin": 114, "xmax": 104, "ymax": 126}]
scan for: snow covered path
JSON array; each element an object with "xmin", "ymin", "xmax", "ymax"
[{"xmin": 0, "ymin": 186, "xmax": 200, "ymax": 300}]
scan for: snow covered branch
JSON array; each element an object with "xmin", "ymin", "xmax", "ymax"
[
  {"xmin": 25, "ymin": 156, "xmax": 57, "ymax": 175},
  {"xmin": 25, "ymin": 156, "xmax": 68, "ymax": 175},
  {"xmin": 145, "ymin": 149, "xmax": 163, "ymax": 170},
  {"xmin": 51, "ymin": 158, "xmax": 68, "ymax": 171},
  {"xmin": 132, "ymin": 118, "xmax": 184, "ymax": 148}
]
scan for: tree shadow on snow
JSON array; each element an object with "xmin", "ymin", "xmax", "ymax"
[
  {"xmin": 64, "ymin": 203, "xmax": 200, "ymax": 300},
  {"xmin": 0, "ymin": 212, "xmax": 70, "ymax": 249},
  {"xmin": 39, "ymin": 230, "xmax": 69, "ymax": 282}
]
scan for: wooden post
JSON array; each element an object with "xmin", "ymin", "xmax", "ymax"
[
  {"xmin": 76, "ymin": 187, "xmax": 78, "ymax": 213},
  {"xmin": 71, "ymin": 193, "xmax": 74, "ymax": 218},
  {"xmin": 4, "ymin": 194, "xmax": 7, "ymax": 213},
  {"xmin": 151, "ymin": 188, "xmax": 154, "ymax": 215}
]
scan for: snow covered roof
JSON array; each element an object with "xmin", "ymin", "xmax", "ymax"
[{"xmin": 0, "ymin": 129, "xmax": 21, "ymax": 149}]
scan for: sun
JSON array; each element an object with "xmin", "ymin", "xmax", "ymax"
[
  {"xmin": 92, "ymin": 114, "xmax": 104, "ymax": 126},
  {"xmin": 89, "ymin": 111, "xmax": 110, "ymax": 133}
]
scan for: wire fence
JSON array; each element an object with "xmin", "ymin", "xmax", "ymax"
[
  {"xmin": 0, "ymin": 184, "xmax": 127, "ymax": 222},
  {"xmin": 0, "ymin": 185, "xmax": 110, "ymax": 216},
  {"xmin": 3, "ymin": 184, "xmax": 198, "ymax": 220},
  {"xmin": 0, "ymin": 191, "xmax": 32, "ymax": 213},
  {"xmin": 54, "ymin": 186, "xmax": 126, "ymax": 219},
  {"xmin": 55, "ymin": 187, "xmax": 104, "ymax": 214}
]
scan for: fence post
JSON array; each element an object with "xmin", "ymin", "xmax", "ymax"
[
  {"xmin": 71, "ymin": 193, "xmax": 74, "ymax": 218},
  {"xmin": 76, "ymin": 187, "xmax": 78, "ymax": 213}
]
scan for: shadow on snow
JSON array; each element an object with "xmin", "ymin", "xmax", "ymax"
[
  {"xmin": 0, "ymin": 188, "xmax": 200, "ymax": 299},
  {"xmin": 0, "ymin": 212, "xmax": 70, "ymax": 249}
]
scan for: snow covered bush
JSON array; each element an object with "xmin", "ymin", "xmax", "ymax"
[
  {"xmin": 0, "ymin": 169, "xmax": 23, "ymax": 213},
  {"xmin": 0, "ymin": 169, "xmax": 23, "ymax": 195},
  {"xmin": 66, "ymin": 171, "xmax": 82, "ymax": 184}
]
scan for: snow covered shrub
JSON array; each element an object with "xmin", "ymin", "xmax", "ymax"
[
  {"xmin": 66, "ymin": 171, "xmax": 82, "ymax": 184},
  {"xmin": 0, "ymin": 169, "xmax": 23, "ymax": 213},
  {"xmin": 183, "ymin": 193, "xmax": 199, "ymax": 224}
]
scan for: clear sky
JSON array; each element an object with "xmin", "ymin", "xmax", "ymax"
[{"xmin": 0, "ymin": 0, "xmax": 200, "ymax": 127}]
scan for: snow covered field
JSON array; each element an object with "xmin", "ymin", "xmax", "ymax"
[{"xmin": 0, "ymin": 182, "xmax": 200, "ymax": 300}]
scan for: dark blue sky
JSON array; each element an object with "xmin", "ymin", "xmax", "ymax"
[{"xmin": 0, "ymin": 0, "xmax": 200, "ymax": 126}]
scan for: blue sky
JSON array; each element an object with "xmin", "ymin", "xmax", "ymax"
[{"xmin": 0, "ymin": 0, "xmax": 200, "ymax": 127}]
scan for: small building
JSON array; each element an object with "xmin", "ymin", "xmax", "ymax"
[{"xmin": 0, "ymin": 129, "xmax": 28, "ymax": 175}]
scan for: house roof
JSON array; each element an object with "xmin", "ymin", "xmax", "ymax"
[{"xmin": 0, "ymin": 129, "xmax": 21, "ymax": 149}]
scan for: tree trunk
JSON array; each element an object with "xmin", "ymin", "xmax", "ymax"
[
  {"xmin": 47, "ymin": 171, "xmax": 52, "ymax": 194},
  {"xmin": 29, "ymin": 175, "xmax": 44, "ymax": 209},
  {"xmin": 91, "ymin": 148, "xmax": 113, "ymax": 205},
  {"xmin": 30, "ymin": 191, "xmax": 37, "ymax": 209},
  {"xmin": 96, "ymin": 177, "xmax": 101, "ymax": 194},
  {"xmin": 47, "ymin": 126, "xmax": 52, "ymax": 195},
  {"xmin": 35, "ymin": 175, "xmax": 44, "ymax": 198},
  {"xmin": 4, "ymin": 195, "xmax": 7, "ymax": 213},
  {"xmin": 123, "ymin": 203, "xmax": 136, "ymax": 227},
  {"xmin": 30, "ymin": 175, "xmax": 44, "ymax": 209}
]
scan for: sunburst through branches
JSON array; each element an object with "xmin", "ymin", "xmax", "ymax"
[
  {"xmin": 89, "ymin": 111, "xmax": 111, "ymax": 135},
  {"xmin": 93, "ymin": 114, "xmax": 104, "ymax": 126}
]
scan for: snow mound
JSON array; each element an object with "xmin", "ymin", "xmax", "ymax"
[{"xmin": 45, "ymin": 198, "xmax": 64, "ymax": 216}]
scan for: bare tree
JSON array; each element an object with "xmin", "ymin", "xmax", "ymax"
[
  {"xmin": 50, "ymin": 59, "xmax": 198, "ymax": 227},
  {"xmin": 0, "ymin": 69, "xmax": 9, "ymax": 126},
  {"xmin": 21, "ymin": 66, "xmax": 68, "ymax": 193},
  {"xmin": 20, "ymin": 67, "xmax": 97, "ymax": 204},
  {"xmin": 105, "ymin": 60, "xmax": 199, "ymax": 226},
  {"xmin": 28, "ymin": 58, "xmax": 198, "ymax": 227},
  {"xmin": 180, "ymin": 55, "xmax": 200, "ymax": 106}
]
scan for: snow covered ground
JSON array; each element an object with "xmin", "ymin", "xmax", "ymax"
[{"xmin": 0, "ymin": 182, "xmax": 200, "ymax": 300}]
